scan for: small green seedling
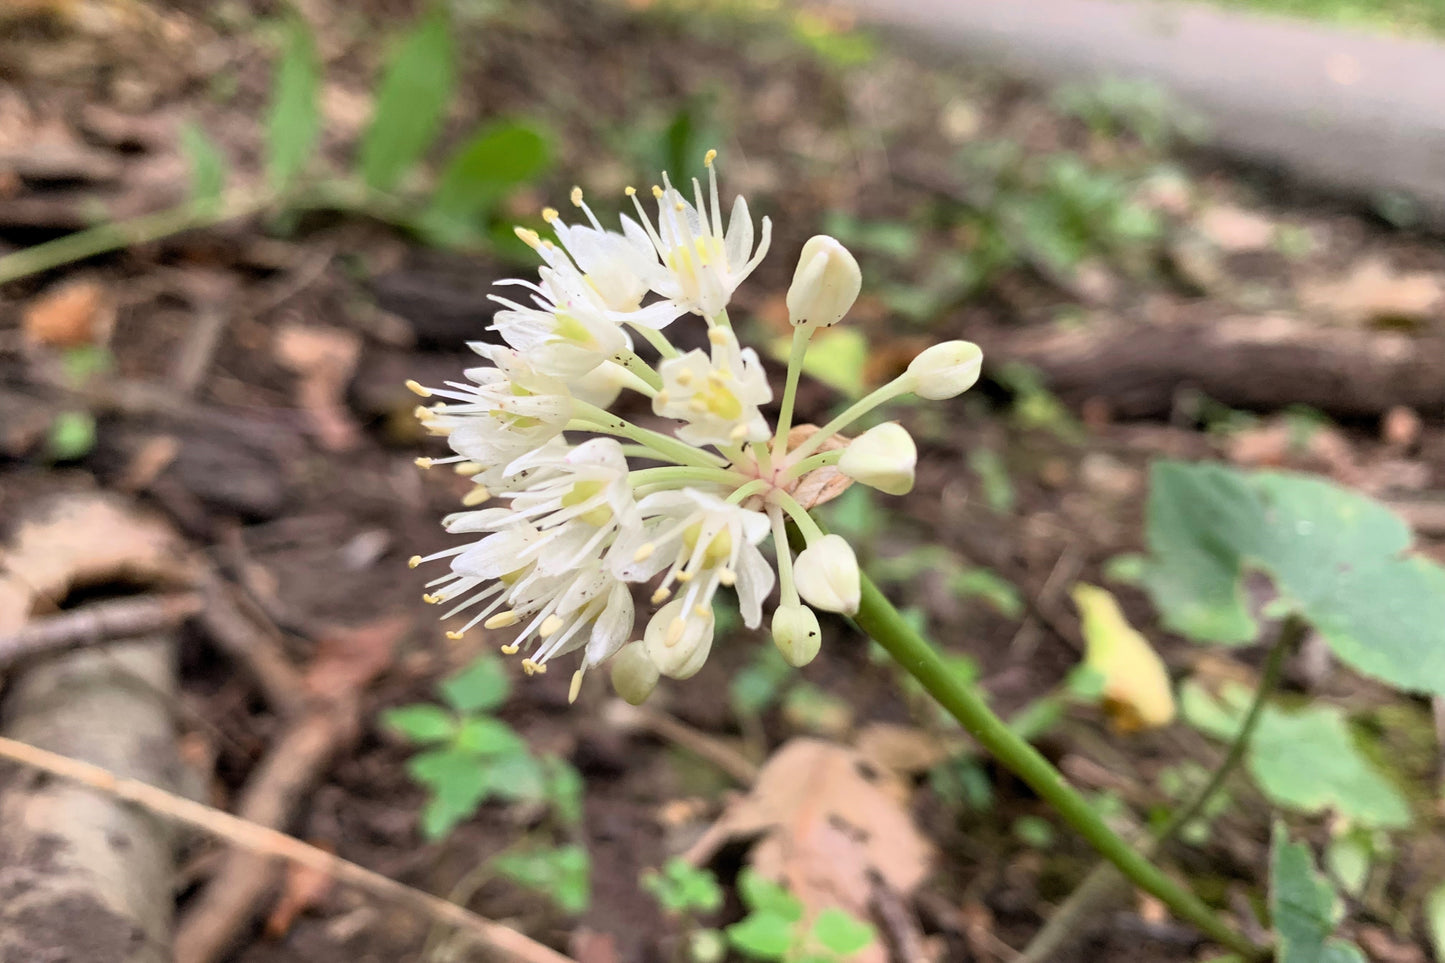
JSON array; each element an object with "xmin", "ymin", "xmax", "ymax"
[
  {"xmin": 726, "ymin": 869, "xmax": 877, "ymax": 962},
  {"xmin": 643, "ymin": 858, "xmax": 725, "ymax": 916},
  {"xmin": 491, "ymin": 844, "xmax": 591, "ymax": 914}
]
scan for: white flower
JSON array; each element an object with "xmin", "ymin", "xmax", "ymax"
[
  {"xmin": 771, "ymin": 603, "xmax": 822, "ymax": 667},
  {"xmin": 520, "ymin": 219, "xmax": 687, "ymax": 330},
  {"xmin": 787, "ymin": 235, "xmax": 861, "ymax": 330},
  {"xmin": 644, "ymin": 597, "xmax": 715, "ymax": 679},
  {"xmin": 906, "ymin": 340, "xmax": 984, "ymax": 400},
  {"xmin": 488, "ymin": 269, "xmax": 631, "ymax": 379},
  {"xmin": 627, "ymin": 152, "xmax": 771, "ymax": 319},
  {"xmin": 793, "ymin": 534, "xmax": 861, "ymax": 615},
  {"xmin": 610, "ymin": 640, "xmax": 661, "ymax": 704},
  {"xmin": 653, "ymin": 327, "xmax": 771, "ymax": 449},
  {"xmin": 839, "ymin": 422, "xmax": 916, "ymax": 495}
]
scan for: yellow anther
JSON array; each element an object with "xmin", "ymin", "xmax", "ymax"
[
  {"xmin": 542, "ymin": 207, "xmax": 559, "ymax": 222},
  {"xmin": 634, "ymin": 542, "xmax": 656, "ymax": 563},
  {"xmin": 651, "ymin": 185, "xmax": 664, "ymax": 199},
  {"xmin": 674, "ymin": 369, "xmax": 694, "ymax": 386},
  {"xmin": 675, "ymin": 201, "xmax": 685, "ymax": 212},
  {"xmin": 729, "ymin": 424, "xmax": 750, "ymax": 441},
  {"xmin": 707, "ymin": 370, "xmax": 727, "ymax": 385},
  {"xmin": 707, "ymin": 327, "xmax": 731, "ymax": 346},
  {"xmin": 414, "ymin": 457, "xmax": 434, "ymax": 469},
  {"xmin": 408, "ymin": 555, "xmax": 422, "ymax": 569},
  {"xmin": 413, "ymin": 406, "xmax": 434, "ymax": 421},
  {"xmin": 694, "ymin": 604, "xmax": 710, "ymax": 619},
  {"xmin": 625, "ymin": 186, "xmax": 637, "ymax": 196},
  {"xmin": 405, "ymin": 379, "xmax": 432, "ymax": 397},
  {"xmin": 514, "ymin": 226, "xmax": 542, "ymax": 248},
  {"xmin": 446, "ymin": 630, "xmax": 464, "ymax": 640},
  {"xmin": 485, "ymin": 611, "xmax": 520, "ymax": 629},
  {"xmin": 454, "ymin": 462, "xmax": 482, "ymax": 476},
  {"xmin": 689, "ymin": 398, "xmax": 708, "ymax": 413},
  {"xmin": 718, "ymin": 567, "xmax": 736, "ymax": 587},
  {"xmin": 704, "ymin": 148, "xmax": 717, "ymax": 167},
  {"xmin": 462, "ymin": 485, "xmax": 491, "ymax": 507},
  {"xmin": 651, "ymin": 586, "xmax": 672, "ymax": 604},
  {"xmin": 568, "ymin": 669, "xmax": 584, "ymax": 704},
  {"xmin": 570, "ymin": 186, "xmax": 584, "ymax": 207},
  {"xmin": 521, "ymin": 659, "xmax": 536, "ymax": 676},
  {"xmin": 501, "ymin": 643, "xmax": 520, "ymax": 654},
  {"xmin": 654, "ymin": 390, "xmax": 671, "ymax": 406},
  {"xmin": 675, "ymin": 570, "xmax": 694, "ymax": 583},
  {"xmin": 540, "ymin": 614, "xmax": 565, "ymax": 636},
  {"xmin": 666, "ymin": 618, "xmax": 685, "ymax": 646},
  {"xmin": 422, "ymin": 594, "xmax": 441, "ymax": 604},
  {"xmin": 541, "ymin": 239, "xmax": 556, "ymax": 249}
]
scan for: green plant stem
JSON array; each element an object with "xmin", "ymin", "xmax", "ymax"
[
  {"xmin": 854, "ymin": 571, "xmax": 1269, "ymax": 960},
  {"xmin": 1016, "ymin": 614, "xmax": 1304, "ymax": 963},
  {"xmin": 0, "ymin": 192, "xmax": 271, "ymax": 286}
]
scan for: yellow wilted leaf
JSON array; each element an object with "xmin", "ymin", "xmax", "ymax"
[{"xmin": 1072, "ymin": 583, "xmax": 1176, "ymax": 732}]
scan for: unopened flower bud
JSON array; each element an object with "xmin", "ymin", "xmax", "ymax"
[
  {"xmin": 792, "ymin": 534, "xmax": 860, "ymax": 615},
  {"xmin": 643, "ymin": 598, "xmax": 715, "ymax": 679},
  {"xmin": 906, "ymin": 340, "xmax": 983, "ymax": 400},
  {"xmin": 771, "ymin": 603, "xmax": 822, "ymax": 667},
  {"xmin": 786, "ymin": 235, "xmax": 861, "ymax": 329},
  {"xmin": 610, "ymin": 641, "xmax": 660, "ymax": 705},
  {"xmin": 839, "ymin": 422, "xmax": 916, "ymax": 495}
]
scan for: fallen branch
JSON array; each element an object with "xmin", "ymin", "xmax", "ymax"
[
  {"xmin": 0, "ymin": 592, "xmax": 202, "ymax": 670},
  {"xmin": 605, "ymin": 702, "xmax": 759, "ymax": 785},
  {"xmin": 0, "ymin": 735, "xmax": 579, "ymax": 963}
]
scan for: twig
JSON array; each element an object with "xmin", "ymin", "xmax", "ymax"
[
  {"xmin": 0, "ymin": 592, "xmax": 202, "ymax": 669},
  {"xmin": 0, "ymin": 735, "xmax": 578, "ymax": 963},
  {"xmin": 606, "ymin": 702, "xmax": 759, "ymax": 785},
  {"xmin": 1016, "ymin": 616, "xmax": 1303, "ymax": 963},
  {"xmin": 196, "ymin": 571, "xmax": 309, "ymax": 717}
]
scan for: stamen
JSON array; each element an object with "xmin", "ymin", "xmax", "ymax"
[
  {"xmin": 654, "ymin": 390, "xmax": 671, "ymax": 406},
  {"xmin": 514, "ymin": 227, "xmax": 542, "ymax": 248},
  {"xmin": 634, "ymin": 542, "xmax": 656, "ymax": 562},
  {"xmin": 540, "ymin": 614, "xmax": 565, "ymax": 636},
  {"xmin": 718, "ymin": 567, "xmax": 737, "ymax": 587},
  {"xmin": 625, "ymin": 186, "xmax": 637, "ymax": 196},
  {"xmin": 570, "ymin": 186, "xmax": 584, "ymax": 206},
  {"xmin": 568, "ymin": 669, "xmax": 584, "ymax": 704},
  {"xmin": 446, "ymin": 630, "xmax": 464, "ymax": 640},
  {"xmin": 666, "ymin": 618, "xmax": 685, "ymax": 646},
  {"xmin": 707, "ymin": 328, "xmax": 730, "ymax": 346},
  {"xmin": 675, "ymin": 570, "xmax": 694, "ymax": 583},
  {"xmin": 693, "ymin": 604, "xmax": 710, "ymax": 619},
  {"xmin": 651, "ymin": 586, "xmax": 671, "ymax": 604},
  {"xmin": 729, "ymin": 424, "xmax": 749, "ymax": 441},
  {"xmin": 704, "ymin": 148, "xmax": 717, "ymax": 167},
  {"xmin": 541, "ymin": 207, "xmax": 559, "ymax": 223},
  {"xmin": 405, "ymin": 380, "xmax": 432, "ymax": 397},
  {"xmin": 651, "ymin": 185, "xmax": 664, "ymax": 198},
  {"xmin": 485, "ymin": 611, "xmax": 520, "ymax": 629},
  {"xmin": 462, "ymin": 485, "xmax": 491, "ymax": 507},
  {"xmin": 454, "ymin": 462, "xmax": 483, "ymax": 476},
  {"xmin": 414, "ymin": 457, "xmax": 434, "ymax": 469},
  {"xmin": 501, "ymin": 643, "xmax": 520, "ymax": 654},
  {"xmin": 674, "ymin": 369, "xmax": 694, "ymax": 386},
  {"xmin": 422, "ymin": 594, "xmax": 441, "ymax": 604},
  {"xmin": 408, "ymin": 555, "xmax": 422, "ymax": 568}
]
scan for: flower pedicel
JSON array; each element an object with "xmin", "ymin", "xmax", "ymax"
[{"xmin": 411, "ymin": 152, "xmax": 983, "ymax": 703}]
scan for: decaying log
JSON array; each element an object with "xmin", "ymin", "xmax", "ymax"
[{"xmin": 991, "ymin": 315, "xmax": 1445, "ymax": 419}]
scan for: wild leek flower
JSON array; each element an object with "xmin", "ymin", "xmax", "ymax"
[{"xmin": 412, "ymin": 152, "xmax": 983, "ymax": 704}]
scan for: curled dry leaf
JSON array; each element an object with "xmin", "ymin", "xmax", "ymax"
[
  {"xmin": 21, "ymin": 279, "xmax": 115, "ymax": 349},
  {"xmin": 0, "ymin": 492, "xmax": 192, "ymax": 633},
  {"xmin": 785, "ymin": 424, "xmax": 853, "ymax": 510},
  {"xmin": 273, "ymin": 322, "xmax": 363, "ymax": 453},
  {"xmin": 264, "ymin": 844, "xmax": 336, "ymax": 939},
  {"xmin": 685, "ymin": 739, "xmax": 935, "ymax": 963},
  {"xmin": 854, "ymin": 722, "xmax": 970, "ymax": 778}
]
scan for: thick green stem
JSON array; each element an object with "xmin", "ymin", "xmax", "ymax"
[
  {"xmin": 0, "ymin": 192, "xmax": 271, "ymax": 286},
  {"xmin": 854, "ymin": 571, "xmax": 1268, "ymax": 960},
  {"xmin": 1019, "ymin": 616, "xmax": 1302, "ymax": 963}
]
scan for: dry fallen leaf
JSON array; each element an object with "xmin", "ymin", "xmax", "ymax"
[
  {"xmin": 273, "ymin": 322, "xmax": 363, "ymax": 453},
  {"xmin": 1195, "ymin": 204, "xmax": 1277, "ymax": 253},
  {"xmin": 854, "ymin": 722, "xmax": 968, "ymax": 777},
  {"xmin": 21, "ymin": 279, "xmax": 115, "ymax": 349},
  {"xmin": 1072, "ymin": 583, "xmax": 1175, "ymax": 732},
  {"xmin": 264, "ymin": 845, "xmax": 335, "ymax": 939},
  {"xmin": 686, "ymin": 739, "xmax": 935, "ymax": 963},
  {"xmin": 1299, "ymin": 258, "xmax": 1445, "ymax": 327},
  {"xmin": 785, "ymin": 424, "xmax": 853, "ymax": 510},
  {"xmin": 304, "ymin": 616, "xmax": 407, "ymax": 703}
]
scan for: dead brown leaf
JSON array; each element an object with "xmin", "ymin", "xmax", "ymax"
[
  {"xmin": 1299, "ymin": 258, "xmax": 1445, "ymax": 327},
  {"xmin": 786, "ymin": 425, "xmax": 853, "ymax": 509},
  {"xmin": 22, "ymin": 279, "xmax": 115, "ymax": 349},
  {"xmin": 273, "ymin": 322, "xmax": 363, "ymax": 453},
  {"xmin": 686, "ymin": 739, "xmax": 935, "ymax": 963},
  {"xmin": 263, "ymin": 845, "xmax": 335, "ymax": 939},
  {"xmin": 854, "ymin": 722, "xmax": 967, "ymax": 777},
  {"xmin": 1195, "ymin": 204, "xmax": 1277, "ymax": 253},
  {"xmin": 304, "ymin": 616, "xmax": 407, "ymax": 703}
]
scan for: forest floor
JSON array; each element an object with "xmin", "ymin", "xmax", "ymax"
[{"xmin": 1, "ymin": 1, "xmax": 1444, "ymax": 962}]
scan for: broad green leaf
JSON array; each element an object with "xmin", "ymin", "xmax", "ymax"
[
  {"xmin": 768, "ymin": 327, "xmax": 869, "ymax": 399},
  {"xmin": 422, "ymin": 120, "xmax": 550, "ymax": 245},
  {"xmin": 265, "ymin": 17, "xmax": 321, "ymax": 191},
  {"xmin": 493, "ymin": 844, "xmax": 591, "ymax": 914},
  {"xmin": 179, "ymin": 122, "xmax": 227, "ymax": 206},
  {"xmin": 809, "ymin": 907, "xmax": 876, "ymax": 957},
  {"xmin": 1269, "ymin": 826, "xmax": 1367, "ymax": 963},
  {"xmin": 409, "ymin": 747, "xmax": 490, "ymax": 839},
  {"xmin": 358, "ymin": 11, "xmax": 454, "ymax": 191},
  {"xmin": 382, "ymin": 704, "xmax": 456, "ymax": 743},
  {"xmin": 440, "ymin": 655, "xmax": 510, "ymax": 713},
  {"xmin": 737, "ymin": 869, "xmax": 804, "ymax": 921},
  {"xmin": 1143, "ymin": 462, "xmax": 1445, "ymax": 693},
  {"xmin": 485, "ymin": 749, "xmax": 547, "ymax": 803},
  {"xmin": 1324, "ymin": 830, "xmax": 1372, "ymax": 900},
  {"xmin": 453, "ymin": 716, "xmax": 526, "ymax": 757},
  {"xmin": 643, "ymin": 858, "xmax": 724, "ymax": 915},
  {"xmin": 726, "ymin": 911, "xmax": 796, "ymax": 960},
  {"xmin": 1072, "ymin": 582, "xmax": 1176, "ymax": 731}
]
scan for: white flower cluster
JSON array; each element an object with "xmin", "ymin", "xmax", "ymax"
[{"xmin": 411, "ymin": 152, "xmax": 983, "ymax": 704}]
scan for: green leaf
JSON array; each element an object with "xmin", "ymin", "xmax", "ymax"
[
  {"xmin": 737, "ymin": 869, "xmax": 804, "ymax": 921},
  {"xmin": 968, "ymin": 448, "xmax": 1015, "ymax": 514},
  {"xmin": 453, "ymin": 716, "xmax": 526, "ymax": 756},
  {"xmin": 265, "ymin": 17, "xmax": 321, "ymax": 191},
  {"xmin": 1426, "ymin": 882, "xmax": 1445, "ymax": 961},
  {"xmin": 809, "ymin": 907, "xmax": 876, "ymax": 957},
  {"xmin": 492, "ymin": 845, "xmax": 591, "ymax": 914},
  {"xmin": 768, "ymin": 327, "xmax": 869, "ymax": 399},
  {"xmin": 408, "ymin": 747, "xmax": 490, "ymax": 839},
  {"xmin": 421, "ymin": 120, "xmax": 550, "ymax": 245},
  {"xmin": 179, "ymin": 122, "xmax": 227, "ymax": 206},
  {"xmin": 1142, "ymin": 462, "xmax": 1445, "ymax": 693},
  {"xmin": 382, "ymin": 704, "xmax": 456, "ymax": 743},
  {"xmin": 440, "ymin": 655, "xmax": 511, "ymax": 713},
  {"xmin": 541, "ymin": 756, "xmax": 585, "ymax": 827},
  {"xmin": 358, "ymin": 11, "xmax": 454, "ymax": 191},
  {"xmin": 1269, "ymin": 826, "xmax": 1367, "ymax": 963},
  {"xmin": 950, "ymin": 568, "xmax": 1023, "ymax": 618},
  {"xmin": 726, "ymin": 911, "xmax": 796, "ymax": 960},
  {"xmin": 47, "ymin": 411, "xmax": 96, "ymax": 462},
  {"xmin": 485, "ymin": 749, "xmax": 547, "ymax": 803},
  {"xmin": 643, "ymin": 857, "xmax": 724, "ymax": 915},
  {"xmin": 1248, "ymin": 704, "xmax": 1412, "ymax": 830}
]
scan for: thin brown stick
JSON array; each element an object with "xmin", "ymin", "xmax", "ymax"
[
  {"xmin": 607, "ymin": 702, "xmax": 759, "ymax": 785},
  {"xmin": 0, "ymin": 592, "xmax": 203, "ymax": 669},
  {"xmin": 0, "ymin": 735, "xmax": 578, "ymax": 963}
]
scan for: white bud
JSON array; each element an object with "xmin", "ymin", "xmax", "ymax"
[
  {"xmin": 839, "ymin": 422, "xmax": 916, "ymax": 495},
  {"xmin": 771, "ymin": 603, "xmax": 822, "ymax": 667},
  {"xmin": 609, "ymin": 641, "xmax": 660, "ymax": 705},
  {"xmin": 786, "ymin": 235, "xmax": 861, "ymax": 330},
  {"xmin": 906, "ymin": 340, "xmax": 983, "ymax": 400},
  {"xmin": 792, "ymin": 534, "xmax": 860, "ymax": 616},
  {"xmin": 643, "ymin": 598, "xmax": 715, "ymax": 679},
  {"xmin": 571, "ymin": 360, "xmax": 629, "ymax": 408}
]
